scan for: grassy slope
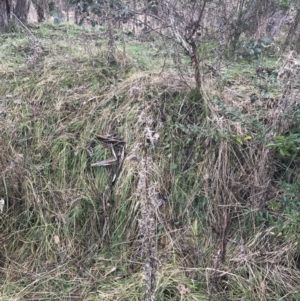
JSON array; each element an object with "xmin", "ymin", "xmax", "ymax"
[{"xmin": 0, "ymin": 22, "xmax": 300, "ymax": 300}]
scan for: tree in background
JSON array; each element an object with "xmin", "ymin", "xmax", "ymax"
[
  {"xmin": 0, "ymin": 0, "xmax": 69, "ymax": 31},
  {"xmin": 13, "ymin": 0, "xmax": 31, "ymax": 24},
  {"xmin": 0, "ymin": 0, "xmax": 11, "ymax": 32},
  {"xmin": 1, "ymin": 0, "xmax": 40, "ymax": 29},
  {"xmin": 285, "ymin": 1, "xmax": 300, "ymax": 52},
  {"xmin": 155, "ymin": 0, "xmax": 207, "ymax": 90},
  {"xmin": 31, "ymin": 0, "xmax": 48, "ymax": 22},
  {"xmin": 70, "ymin": 0, "xmax": 206, "ymax": 90},
  {"xmin": 1, "ymin": 0, "xmax": 300, "ymax": 74}
]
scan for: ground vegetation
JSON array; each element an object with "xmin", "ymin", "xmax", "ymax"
[{"xmin": 1, "ymin": 1, "xmax": 300, "ymax": 300}]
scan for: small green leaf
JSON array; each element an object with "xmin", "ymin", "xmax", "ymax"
[
  {"xmin": 262, "ymin": 36, "xmax": 271, "ymax": 45},
  {"xmin": 54, "ymin": 17, "xmax": 62, "ymax": 25},
  {"xmin": 236, "ymin": 136, "xmax": 243, "ymax": 145},
  {"xmin": 263, "ymin": 91, "xmax": 270, "ymax": 99},
  {"xmin": 275, "ymin": 136, "xmax": 285, "ymax": 142},
  {"xmin": 279, "ymin": 149, "xmax": 290, "ymax": 156},
  {"xmin": 254, "ymin": 47, "xmax": 261, "ymax": 55}
]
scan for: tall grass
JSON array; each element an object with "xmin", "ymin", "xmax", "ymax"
[{"xmin": 0, "ymin": 23, "xmax": 300, "ymax": 301}]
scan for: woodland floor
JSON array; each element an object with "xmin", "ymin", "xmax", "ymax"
[{"xmin": 0, "ymin": 22, "xmax": 300, "ymax": 300}]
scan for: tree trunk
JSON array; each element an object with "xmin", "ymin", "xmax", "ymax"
[
  {"xmin": 133, "ymin": 0, "xmax": 136, "ymax": 34},
  {"xmin": 0, "ymin": 0, "xmax": 10, "ymax": 33},
  {"xmin": 13, "ymin": 0, "xmax": 30, "ymax": 24},
  {"xmin": 66, "ymin": 0, "xmax": 69, "ymax": 22},
  {"xmin": 31, "ymin": 0, "xmax": 46, "ymax": 22},
  {"xmin": 285, "ymin": 9, "xmax": 300, "ymax": 52},
  {"xmin": 191, "ymin": 41, "xmax": 201, "ymax": 91},
  {"xmin": 106, "ymin": 1, "xmax": 115, "ymax": 60}
]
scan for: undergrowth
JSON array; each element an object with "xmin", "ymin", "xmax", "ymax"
[{"xmin": 0, "ymin": 23, "xmax": 300, "ymax": 301}]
